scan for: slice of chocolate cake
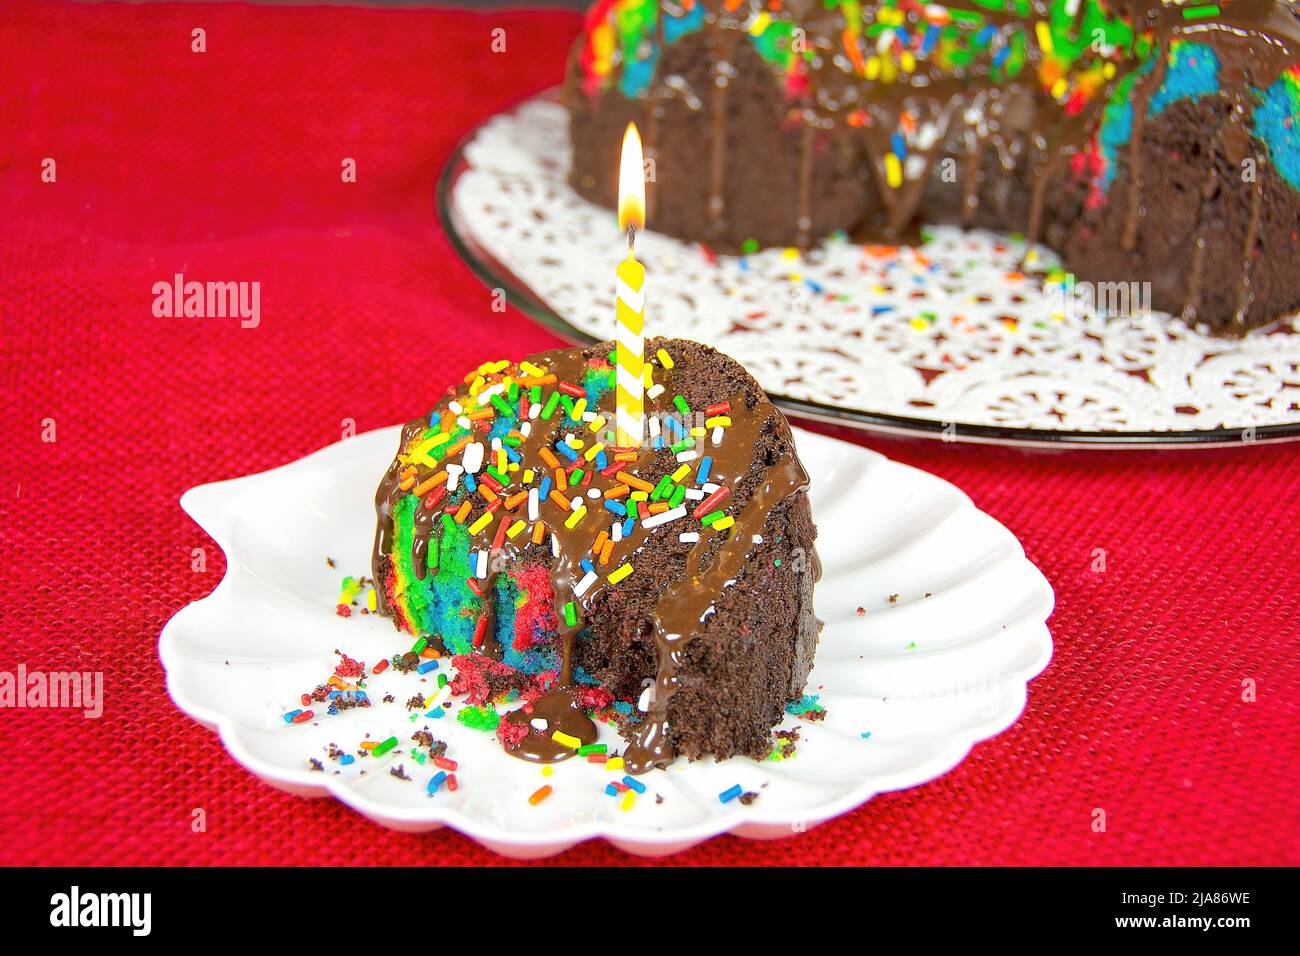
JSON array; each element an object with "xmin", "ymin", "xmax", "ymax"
[{"xmin": 373, "ymin": 338, "xmax": 820, "ymax": 772}]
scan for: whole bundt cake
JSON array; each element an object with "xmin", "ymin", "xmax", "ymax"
[{"xmin": 565, "ymin": 0, "xmax": 1300, "ymax": 333}]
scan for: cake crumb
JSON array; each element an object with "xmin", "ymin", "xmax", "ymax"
[
  {"xmin": 334, "ymin": 653, "xmax": 365, "ymax": 678},
  {"xmin": 412, "ymin": 729, "xmax": 448, "ymax": 757},
  {"xmin": 769, "ymin": 728, "xmax": 800, "ymax": 760},
  {"xmin": 392, "ymin": 652, "xmax": 420, "ymax": 674}
]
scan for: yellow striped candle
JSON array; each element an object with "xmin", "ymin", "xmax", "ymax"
[
  {"xmin": 615, "ymin": 122, "xmax": 647, "ymax": 447},
  {"xmin": 615, "ymin": 251, "xmax": 645, "ymax": 446}
]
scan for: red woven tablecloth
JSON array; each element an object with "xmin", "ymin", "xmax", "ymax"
[{"xmin": 1, "ymin": 0, "xmax": 1297, "ymax": 866}]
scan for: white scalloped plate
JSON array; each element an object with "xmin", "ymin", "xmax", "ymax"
[{"xmin": 160, "ymin": 425, "xmax": 1053, "ymax": 858}]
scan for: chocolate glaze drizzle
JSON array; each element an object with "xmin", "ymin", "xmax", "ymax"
[
  {"xmin": 372, "ymin": 342, "xmax": 816, "ymax": 773},
  {"xmin": 628, "ymin": 0, "xmax": 1300, "ymax": 331}
]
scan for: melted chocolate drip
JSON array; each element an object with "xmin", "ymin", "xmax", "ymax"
[
  {"xmin": 622, "ymin": 402, "xmax": 812, "ymax": 772},
  {"xmin": 706, "ymin": 22, "xmax": 741, "ymax": 235},
  {"xmin": 796, "ymin": 120, "xmax": 816, "ymax": 247},
  {"xmin": 372, "ymin": 418, "xmax": 428, "ymax": 616},
  {"xmin": 1235, "ymin": 174, "xmax": 1266, "ymax": 330},
  {"xmin": 1121, "ymin": 30, "xmax": 1169, "ymax": 251},
  {"xmin": 1181, "ymin": 163, "xmax": 1220, "ymax": 322}
]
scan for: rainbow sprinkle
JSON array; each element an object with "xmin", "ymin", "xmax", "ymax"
[{"xmin": 574, "ymin": 1, "xmax": 1300, "ymax": 196}]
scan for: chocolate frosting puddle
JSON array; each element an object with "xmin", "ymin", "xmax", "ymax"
[{"xmin": 502, "ymin": 688, "xmax": 599, "ymax": 763}]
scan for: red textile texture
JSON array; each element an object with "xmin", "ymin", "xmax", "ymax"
[{"xmin": 1, "ymin": 0, "xmax": 1297, "ymax": 867}]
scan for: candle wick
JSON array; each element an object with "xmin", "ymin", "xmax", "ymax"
[{"xmin": 627, "ymin": 225, "xmax": 636, "ymax": 256}]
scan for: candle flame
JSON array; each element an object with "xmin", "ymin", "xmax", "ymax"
[{"xmin": 617, "ymin": 122, "xmax": 645, "ymax": 233}]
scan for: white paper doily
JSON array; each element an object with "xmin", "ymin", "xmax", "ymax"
[{"xmin": 445, "ymin": 95, "xmax": 1300, "ymax": 447}]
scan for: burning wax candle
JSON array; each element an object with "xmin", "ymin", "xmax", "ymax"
[{"xmin": 614, "ymin": 122, "xmax": 646, "ymax": 448}]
